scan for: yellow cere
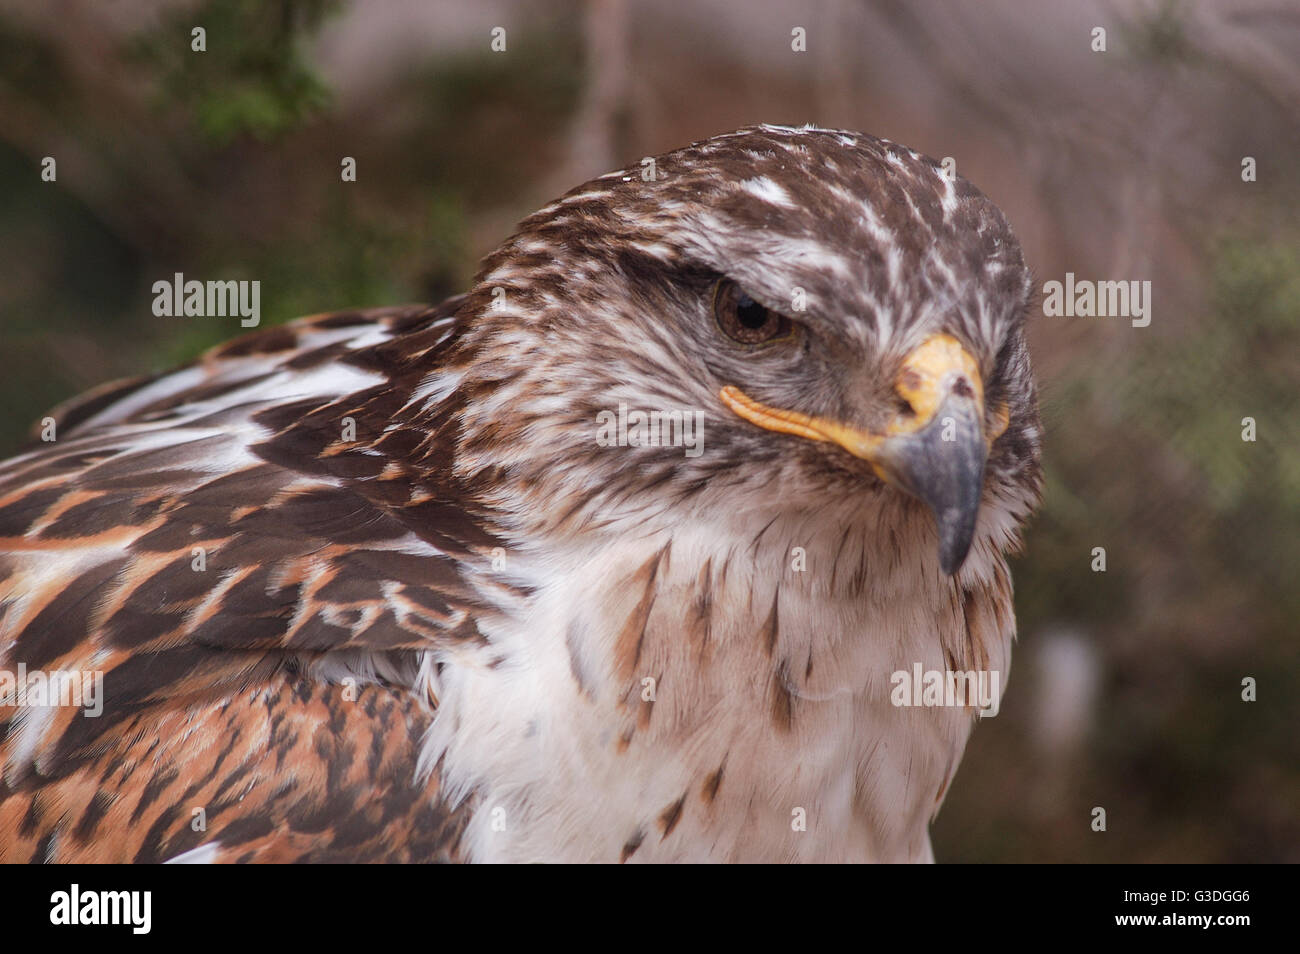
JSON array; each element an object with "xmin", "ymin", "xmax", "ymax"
[
  {"xmin": 888, "ymin": 333, "xmax": 984, "ymax": 436},
  {"xmin": 718, "ymin": 333, "xmax": 999, "ymax": 467}
]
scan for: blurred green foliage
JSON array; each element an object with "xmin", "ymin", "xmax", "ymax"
[
  {"xmin": 129, "ymin": 0, "xmax": 338, "ymax": 144},
  {"xmin": 937, "ymin": 234, "xmax": 1300, "ymax": 862},
  {"xmin": 0, "ymin": 0, "xmax": 582, "ymax": 452},
  {"xmin": 1120, "ymin": 0, "xmax": 1198, "ymax": 65}
]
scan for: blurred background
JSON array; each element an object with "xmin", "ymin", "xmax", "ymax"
[{"xmin": 0, "ymin": 0, "xmax": 1296, "ymax": 861}]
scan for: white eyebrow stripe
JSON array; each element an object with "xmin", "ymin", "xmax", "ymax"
[{"xmin": 740, "ymin": 177, "xmax": 795, "ymax": 207}]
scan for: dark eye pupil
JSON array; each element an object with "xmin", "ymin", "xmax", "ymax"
[
  {"xmin": 713, "ymin": 280, "xmax": 791, "ymax": 345},
  {"xmin": 736, "ymin": 294, "xmax": 770, "ymax": 330}
]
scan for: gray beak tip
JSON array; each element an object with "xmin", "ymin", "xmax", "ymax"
[
  {"xmin": 936, "ymin": 505, "xmax": 979, "ymax": 575},
  {"xmin": 879, "ymin": 392, "xmax": 987, "ymax": 577}
]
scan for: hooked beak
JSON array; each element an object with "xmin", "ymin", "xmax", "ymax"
[{"xmin": 719, "ymin": 334, "xmax": 1008, "ymax": 575}]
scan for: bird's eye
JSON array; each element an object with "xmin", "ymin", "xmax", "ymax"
[{"xmin": 713, "ymin": 280, "xmax": 793, "ymax": 345}]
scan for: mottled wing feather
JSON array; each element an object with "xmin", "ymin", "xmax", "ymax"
[
  {"xmin": 0, "ymin": 301, "xmax": 489, "ymax": 862},
  {"xmin": 0, "ymin": 678, "xmax": 468, "ymax": 863}
]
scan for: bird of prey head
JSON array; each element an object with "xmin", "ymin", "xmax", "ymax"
[
  {"xmin": 430, "ymin": 124, "xmax": 1041, "ymax": 578},
  {"xmin": 0, "ymin": 124, "xmax": 1041, "ymax": 863}
]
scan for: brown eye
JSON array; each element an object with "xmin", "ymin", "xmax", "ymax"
[{"xmin": 713, "ymin": 280, "xmax": 793, "ymax": 345}]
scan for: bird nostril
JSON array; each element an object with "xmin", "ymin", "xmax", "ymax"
[
  {"xmin": 895, "ymin": 369, "xmax": 922, "ymax": 418},
  {"xmin": 950, "ymin": 376, "xmax": 975, "ymax": 400}
]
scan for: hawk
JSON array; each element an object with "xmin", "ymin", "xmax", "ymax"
[{"xmin": 0, "ymin": 125, "xmax": 1041, "ymax": 863}]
